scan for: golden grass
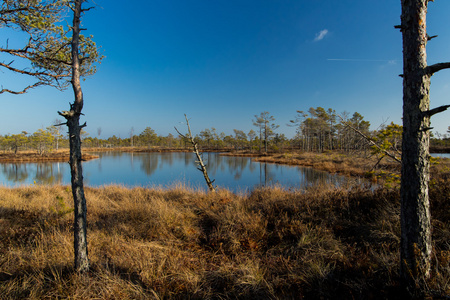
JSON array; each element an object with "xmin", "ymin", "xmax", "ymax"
[
  {"xmin": 0, "ymin": 178, "xmax": 449, "ymax": 299},
  {"xmin": 251, "ymin": 151, "xmax": 450, "ymax": 188},
  {"xmin": 252, "ymin": 151, "xmax": 402, "ymax": 177}
]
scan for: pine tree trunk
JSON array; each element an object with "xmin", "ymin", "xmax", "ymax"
[
  {"xmin": 59, "ymin": 0, "xmax": 89, "ymax": 273},
  {"xmin": 264, "ymin": 123, "xmax": 268, "ymax": 153},
  {"xmin": 399, "ymin": 0, "xmax": 432, "ymax": 290},
  {"xmin": 259, "ymin": 128, "xmax": 262, "ymax": 153},
  {"xmin": 67, "ymin": 114, "xmax": 89, "ymax": 272}
]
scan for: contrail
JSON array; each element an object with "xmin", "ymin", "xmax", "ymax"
[{"xmin": 327, "ymin": 58, "xmax": 399, "ymax": 62}]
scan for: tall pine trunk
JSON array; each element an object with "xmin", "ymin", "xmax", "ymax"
[{"xmin": 399, "ymin": 0, "xmax": 431, "ymax": 290}]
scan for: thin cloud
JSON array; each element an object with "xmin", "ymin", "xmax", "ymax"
[
  {"xmin": 314, "ymin": 29, "xmax": 328, "ymax": 42},
  {"xmin": 327, "ymin": 58, "xmax": 399, "ymax": 63}
]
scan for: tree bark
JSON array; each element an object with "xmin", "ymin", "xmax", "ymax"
[
  {"xmin": 399, "ymin": 0, "xmax": 432, "ymax": 290},
  {"xmin": 59, "ymin": 0, "xmax": 89, "ymax": 273},
  {"xmin": 264, "ymin": 123, "xmax": 268, "ymax": 153}
]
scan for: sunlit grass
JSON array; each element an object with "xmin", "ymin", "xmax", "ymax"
[{"xmin": 0, "ymin": 174, "xmax": 448, "ymax": 298}]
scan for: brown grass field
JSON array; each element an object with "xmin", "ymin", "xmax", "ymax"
[
  {"xmin": 0, "ymin": 151, "xmax": 449, "ymax": 299},
  {"xmin": 231, "ymin": 151, "xmax": 401, "ymax": 177},
  {"xmin": 0, "ymin": 175, "xmax": 449, "ymax": 299}
]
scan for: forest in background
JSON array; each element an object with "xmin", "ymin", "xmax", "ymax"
[{"xmin": 1, "ymin": 107, "xmax": 448, "ymax": 155}]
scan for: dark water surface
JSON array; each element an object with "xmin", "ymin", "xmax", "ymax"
[{"xmin": 0, "ymin": 152, "xmax": 354, "ymax": 192}]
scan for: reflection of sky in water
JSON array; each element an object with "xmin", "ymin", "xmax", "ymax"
[
  {"xmin": 0, "ymin": 152, "xmax": 351, "ymax": 192},
  {"xmin": 431, "ymin": 153, "xmax": 450, "ymax": 159}
]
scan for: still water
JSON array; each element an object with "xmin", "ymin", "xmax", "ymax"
[
  {"xmin": 431, "ymin": 153, "xmax": 450, "ymax": 159},
  {"xmin": 0, "ymin": 152, "xmax": 351, "ymax": 192}
]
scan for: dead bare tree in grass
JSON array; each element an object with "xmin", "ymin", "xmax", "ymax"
[
  {"xmin": 175, "ymin": 114, "xmax": 216, "ymax": 192},
  {"xmin": 338, "ymin": 115, "xmax": 402, "ymax": 168}
]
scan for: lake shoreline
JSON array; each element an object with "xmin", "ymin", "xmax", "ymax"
[
  {"xmin": 0, "ymin": 150, "xmax": 98, "ymax": 163},
  {"xmin": 2, "ymin": 148, "xmax": 448, "ymax": 183},
  {"xmin": 220, "ymin": 150, "xmax": 399, "ymax": 178},
  {"xmin": 430, "ymin": 145, "xmax": 450, "ymax": 153},
  {"xmin": 0, "ymin": 150, "xmax": 357, "ymax": 190},
  {"xmin": 90, "ymin": 148, "xmax": 450, "ymax": 181}
]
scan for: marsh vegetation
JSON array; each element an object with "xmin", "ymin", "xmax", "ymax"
[{"xmin": 0, "ymin": 162, "xmax": 449, "ymax": 299}]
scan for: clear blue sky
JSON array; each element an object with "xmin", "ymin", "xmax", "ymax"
[{"xmin": 1, "ymin": 0, "xmax": 450, "ymax": 139}]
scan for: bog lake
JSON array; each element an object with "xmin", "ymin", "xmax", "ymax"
[
  {"xmin": 1, "ymin": 152, "xmax": 447, "ymax": 192},
  {"xmin": 0, "ymin": 152, "xmax": 352, "ymax": 192}
]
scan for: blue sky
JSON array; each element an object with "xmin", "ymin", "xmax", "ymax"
[{"xmin": 1, "ymin": 0, "xmax": 450, "ymax": 139}]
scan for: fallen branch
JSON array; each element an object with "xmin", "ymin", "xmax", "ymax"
[{"xmin": 338, "ymin": 115, "xmax": 401, "ymax": 164}]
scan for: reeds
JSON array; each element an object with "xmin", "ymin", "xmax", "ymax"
[{"xmin": 0, "ymin": 177, "xmax": 448, "ymax": 299}]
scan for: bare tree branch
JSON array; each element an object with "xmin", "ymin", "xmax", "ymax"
[
  {"xmin": 81, "ymin": 5, "xmax": 96, "ymax": 12},
  {"xmin": 0, "ymin": 7, "xmax": 30, "ymax": 14},
  {"xmin": 425, "ymin": 62, "xmax": 450, "ymax": 75},
  {"xmin": 0, "ymin": 47, "xmax": 29, "ymax": 54},
  {"xmin": 369, "ymin": 155, "xmax": 386, "ymax": 173},
  {"xmin": 427, "ymin": 34, "xmax": 438, "ymax": 41},
  {"xmin": 0, "ymin": 61, "xmax": 67, "ymax": 78},
  {"xmin": 422, "ymin": 104, "xmax": 450, "ymax": 117},
  {"xmin": 0, "ymin": 82, "xmax": 44, "ymax": 94}
]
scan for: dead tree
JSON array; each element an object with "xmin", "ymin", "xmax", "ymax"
[
  {"xmin": 338, "ymin": 115, "xmax": 401, "ymax": 165},
  {"xmin": 175, "ymin": 115, "xmax": 216, "ymax": 192},
  {"xmin": 397, "ymin": 0, "xmax": 450, "ymax": 292}
]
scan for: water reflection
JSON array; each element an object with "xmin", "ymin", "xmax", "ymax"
[
  {"xmin": 34, "ymin": 163, "xmax": 64, "ymax": 184},
  {"xmin": 140, "ymin": 153, "xmax": 159, "ymax": 176},
  {"xmin": 2, "ymin": 164, "xmax": 29, "ymax": 183},
  {"xmin": 0, "ymin": 152, "xmax": 351, "ymax": 192},
  {"xmin": 431, "ymin": 153, "xmax": 450, "ymax": 159},
  {"xmin": 1, "ymin": 162, "xmax": 66, "ymax": 185}
]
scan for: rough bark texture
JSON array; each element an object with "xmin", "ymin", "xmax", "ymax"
[
  {"xmin": 59, "ymin": 0, "xmax": 89, "ymax": 273},
  {"xmin": 399, "ymin": 0, "xmax": 431, "ymax": 289}
]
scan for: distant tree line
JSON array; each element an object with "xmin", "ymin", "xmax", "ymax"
[
  {"xmin": 430, "ymin": 126, "xmax": 450, "ymax": 151},
  {"xmin": 1, "ymin": 108, "xmax": 447, "ymax": 155},
  {"xmin": 0, "ymin": 125, "xmax": 64, "ymax": 154}
]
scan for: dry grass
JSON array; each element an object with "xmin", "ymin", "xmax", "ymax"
[
  {"xmin": 0, "ymin": 176, "xmax": 449, "ymax": 299},
  {"xmin": 252, "ymin": 151, "xmax": 401, "ymax": 177},
  {"xmin": 251, "ymin": 151, "xmax": 450, "ymax": 188}
]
